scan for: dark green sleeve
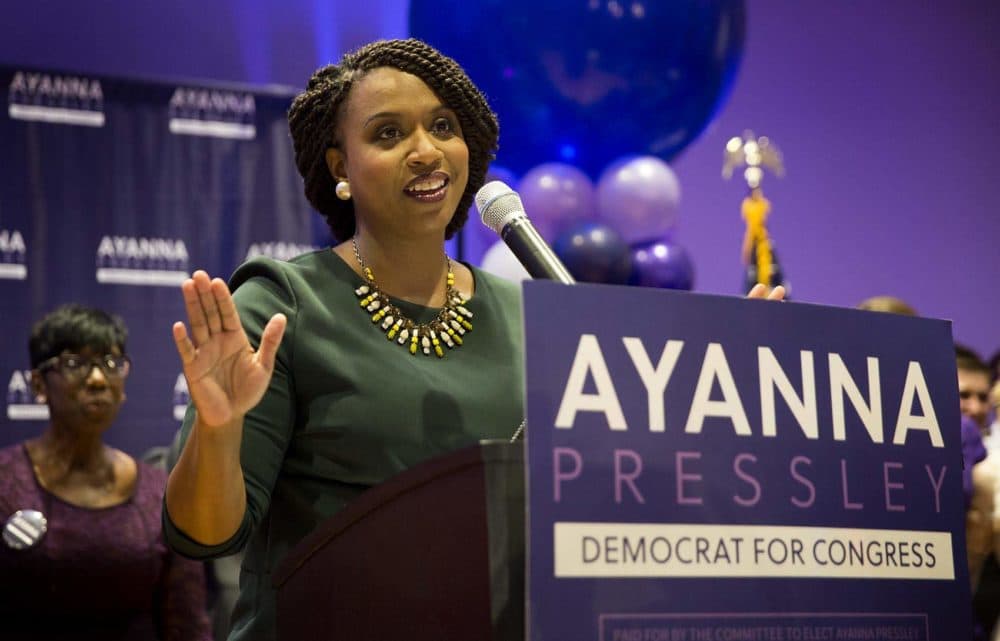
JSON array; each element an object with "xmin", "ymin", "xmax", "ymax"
[{"xmin": 163, "ymin": 257, "xmax": 299, "ymax": 559}]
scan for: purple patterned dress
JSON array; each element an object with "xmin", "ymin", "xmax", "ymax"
[{"xmin": 0, "ymin": 444, "xmax": 211, "ymax": 640}]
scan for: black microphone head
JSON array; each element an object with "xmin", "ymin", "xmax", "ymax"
[{"xmin": 475, "ymin": 181, "xmax": 527, "ymax": 234}]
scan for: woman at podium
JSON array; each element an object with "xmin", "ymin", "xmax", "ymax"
[{"xmin": 163, "ymin": 39, "xmax": 525, "ymax": 641}]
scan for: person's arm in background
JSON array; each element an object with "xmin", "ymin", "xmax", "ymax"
[
  {"xmin": 962, "ymin": 415, "xmax": 992, "ymax": 589},
  {"xmin": 155, "ymin": 546, "xmax": 213, "ymax": 641},
  {"xmin": 969, "ymin": 456, "xmax": 996, "ymax": 589},
  {"xmin": 992, "ymin": 383, "xmax": 1000, "ymax": 568}
]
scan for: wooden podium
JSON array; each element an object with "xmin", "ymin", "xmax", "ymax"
[{"xmin": 271, "ymin": 440, "xmax": 525, "ymax": 641}]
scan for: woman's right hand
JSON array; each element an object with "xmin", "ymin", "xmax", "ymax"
[{"xmin": 172, "ymin": 271, "xmax": 287, "ymax": 428}]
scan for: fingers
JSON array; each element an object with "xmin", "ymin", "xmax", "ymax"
[
  {"xmin": 256, "ymin": 314, "xmax": 287, "ymax": 372},
  {"xmin": 172, "ymin": 321, "xmax": 196, "ymax": 366},
  {"xmin": 180, "ymin": 271, "xmax": 240, "ymax": 345},
  {"xmin": 212, "ymin": 278, "xmax": 242, "ymax": 332},
  {"xmin": 181, "ymin": 274, "xmax": 210, "ymax": 345},
  {"xmin": 195, "ymin": 272, "xmax": 223, "ymax": 335},
  {"xmin": 746, "ymin": 284, "xmax": 787, "ymax": 301}
]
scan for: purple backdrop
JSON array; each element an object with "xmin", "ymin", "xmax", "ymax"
[{"xmin": 1, "ymin": 0, "xmax": 997, "ymax": 365}]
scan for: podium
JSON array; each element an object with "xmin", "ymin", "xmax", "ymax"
[
  {"xmin": 271, "ymin": 440, "xmax": 525, "ymax": 641},
  {"xmin": 273, "ymin": 281, "xmax": 970, "ymax": 640}
]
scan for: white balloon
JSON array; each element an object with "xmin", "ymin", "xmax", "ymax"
[{"xmin": 478, "ymin": 240, "xmax": 531, "ymax": 283}]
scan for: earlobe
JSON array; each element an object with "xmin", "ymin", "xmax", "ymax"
[
  {"xmin": 325, "ymin": 147, "xmax": 346, "ymax": 181},
  {"xmin": 326, "ymin": 148, "xmax": 352, "ymax": 201},
  {"xmin": 29, "ymin": 370, "xmax": 46, "ymax": 403}
]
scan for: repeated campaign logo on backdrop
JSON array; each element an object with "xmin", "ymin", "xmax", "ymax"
[
  {"xmin": 0, "ymin": 65, "xmax": 308, "ymax": 457},
  {"xmin": 6, "ymin": 369, "xmax": 47, "ymax": 421},
  {"xmin": 0, "ymin": 229, "xmax": 27, "ymax": 280},
  {"xmin": 245, "ymin": 242, "xmax": 318, "ymax": 262},
  {"xmin": 168, "ymin": 86, "xmax": 256, "ymax": 140},
  {"xmin": 95, "ymin": 236, "xmax": 189, "ymax": 286},
  {"xmin": 7, "ymin": 71, "xmax": 105, "ymax": 127}
]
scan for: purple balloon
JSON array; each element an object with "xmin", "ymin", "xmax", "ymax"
[
  {"xmin": 596, "ymin": 156, "xmax": 681, "ymax": 244},
  {"xmin": 629, "ymin": 239, "xmax": 695, "ymax": 290},
  {"xmin": 518, "ymin": 163, "xmax": 596, "ymax": 241}
]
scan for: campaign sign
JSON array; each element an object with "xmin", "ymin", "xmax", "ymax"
[{"xmin": 523, "ymin": 281, "xmax": 969, "ymax": 641}]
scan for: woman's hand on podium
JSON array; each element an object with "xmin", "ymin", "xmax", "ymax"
[
  {"xmin": 172, "ymin": 270, "xmax": 287, "ymax": 428},
  {"xmin": 747, "ymin": 283, "xmax": 786, "ymax": 301}
]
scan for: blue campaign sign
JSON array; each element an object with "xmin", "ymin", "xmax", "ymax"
[{"xmin": 523, "ymin": 281, "xmax": 969, "ymax": 641}]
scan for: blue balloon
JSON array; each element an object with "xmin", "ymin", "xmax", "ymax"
[
  {"xmin": 410, "ymin": 0, "xmax": 745, "ymax": 177},
  {"xmin": 553, "ymin": 222, "xmax": 632, "ymax": 285},
  {"xmin": 629, "ymin": 239, "xmax": 695, "ymax": 290}
]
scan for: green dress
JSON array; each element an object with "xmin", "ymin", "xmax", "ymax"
[{"xmin": 164, "ymin": 249, "xmax": 525, "ymax": 640}]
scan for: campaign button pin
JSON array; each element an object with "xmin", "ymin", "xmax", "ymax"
[{"xmin": 3, "ymin": 509, "xmax": 47, "ymax": 550}]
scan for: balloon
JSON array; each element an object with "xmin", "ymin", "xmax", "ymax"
[
  {"xmin": 552, "ymin": 222, "xmax": 631, "ymax": 285},
  {"xmin": 459, "ymin": 164, "xmax": 519, "ymax": 265},
  {"xmin": 518, "ymin": 163, "xmax": 595, "ymax": 241},
  {"xmin": 596, "ymin": 156, "xmax": 681, "ymax": 244},
  {"xmin": 479, "ymin": 240, "xmax": 531, "ymax": 283},
  {"xmin": 629, "ymin": 239, "xmax": 695, "ymax": 290},
  {"xmin": 409, "ymin": 0, "xmax": 745, "ymax": 176}
]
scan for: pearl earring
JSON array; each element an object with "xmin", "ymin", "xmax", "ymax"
[{"xmin": 335, "ymin": 180, "xmax": 351, "ymax": 201}]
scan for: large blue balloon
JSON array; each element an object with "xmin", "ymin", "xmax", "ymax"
[{"xmin": 410, "ymin": 0, "xmax": 745, "ymax": 177}]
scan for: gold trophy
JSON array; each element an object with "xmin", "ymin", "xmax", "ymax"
[{"xmin": 723, "ymin": 131, "xmax": 786, "ymax": 294}]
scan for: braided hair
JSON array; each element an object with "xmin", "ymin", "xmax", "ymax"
[{"xmin": 288, "ymin": 38, "xmax": 499, "ymax": 242}]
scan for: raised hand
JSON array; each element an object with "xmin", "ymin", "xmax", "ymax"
[{"xmin": 172, "ymin": 271, "xmax": 287, "ymax": 428}]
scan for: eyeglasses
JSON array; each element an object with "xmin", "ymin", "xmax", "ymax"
[{"xmin": 37, "ymin": 353, "xmax": 131, "ymax": 382}]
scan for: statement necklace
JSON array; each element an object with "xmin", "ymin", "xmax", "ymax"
[{"xmin": 352, "ymin": 237, "xmax": 473, "ymax": 358}]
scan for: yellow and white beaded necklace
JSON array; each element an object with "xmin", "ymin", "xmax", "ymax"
[{"xmin": 352, "ymin": 237, "xmax": 473, "ymax": 358}]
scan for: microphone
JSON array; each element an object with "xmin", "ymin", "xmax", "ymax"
[{"xmin": 475, "ymin": 181, "xmax": 575, "ymax": 284}]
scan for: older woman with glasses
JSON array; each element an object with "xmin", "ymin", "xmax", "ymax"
[{"xmin": 0, "ymin": 304, "xmax": 210, "ymax": 641}]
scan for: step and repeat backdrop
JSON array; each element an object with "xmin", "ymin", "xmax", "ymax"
[{"xmin": 0, "ymin": 66, "xmax": 323, "ymax": 456}]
